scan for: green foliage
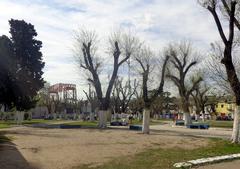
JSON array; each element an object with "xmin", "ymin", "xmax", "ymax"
[
  {"xmin": 0, "ymin": 19, "xmax": 45, "ymax": 111},
  {"xmin": 9, "ymin": 19, "xmax": 45, "ymax": 111},
  {"xmin": 0, "ymin": 35, "xmax": 16, "ymax": 109}
]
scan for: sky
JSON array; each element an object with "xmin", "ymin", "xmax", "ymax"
[{"xmin": 0, "ymin": 0, "xmax": 222, "ymax": 98}]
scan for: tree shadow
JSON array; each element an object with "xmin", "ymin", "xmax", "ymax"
[{"xmin": 0, "ymin": 133, "xmax": 38, "ymax": 169}]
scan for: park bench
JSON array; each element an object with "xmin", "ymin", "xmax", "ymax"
[
  {"xmin": 59, "ymin": 124, "xmax": 82, "ymax": 129},
  {"xmin": 175, "ymin": 120, "xmax": 185, "ymax": 126},
  {"xmin": 187, "ymin": 123, "xmax": 209, "ymax": 129},
  {"xmin": 110, "ymin": 121, "xmax": 128, "ymax": 126},
  {"xmin": 129, "ymin": 125, "xmax": 142, "ymax": 131}
]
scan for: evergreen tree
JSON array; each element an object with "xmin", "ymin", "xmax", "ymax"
[
  {"xmin": 9, "ymin": 19, "xmax": 45, "ymax": 111},
  {"xmin": 0, "ymin": 35, "xmax": 16, "ymax": 110}
]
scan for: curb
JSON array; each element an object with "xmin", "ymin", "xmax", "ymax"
[{"xmin": 173, "ymin": 153, "xmax": 240, "ymax": 168}]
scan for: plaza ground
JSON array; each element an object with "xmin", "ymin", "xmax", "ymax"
[{"xmin": 0, "ymin": 121, "xmax": 240, "ymax": 169}]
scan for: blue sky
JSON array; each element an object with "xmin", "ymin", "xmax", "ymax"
[{"xmin": 0, "ymin": 0, "xmax": 222, "ymax": 98}]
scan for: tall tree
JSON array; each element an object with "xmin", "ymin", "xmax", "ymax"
[
  {"xmin": 74, "ymin": 29, "xmax": 139, "ymax": 128},
  {"xmin": 199, "ymin": 0, "xmax": 240, "ymax": 143},
  {"xmin": 207, "ymin": 42, "xmax": 240, "ymax": 94},
  {"xmin": 9, "ymin": 19, "xmax": 45, "ymax": 111},
  {"xmin": 0, "ymin": 35, "xmax": 16, "ymax": 110},
  {"xmin": 166, "ymin": 41, "xmax": 202, "ymax": 125},
  {"xmin": 135, "ymin": 46, "xmax": 169, "ymax": 134}
]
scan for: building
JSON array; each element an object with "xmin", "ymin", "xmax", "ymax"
[
  {"xmin": 48, "ymin": 83, "xmax": 77, "ymax": 103},
  {"xmin": 215, "ymin": 96, "xmax": 235, "ymax": 117}
]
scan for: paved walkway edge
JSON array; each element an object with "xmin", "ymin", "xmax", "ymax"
[{"xmin": 173, "ymin": 153, "xmax": 240, "ymax": 168}]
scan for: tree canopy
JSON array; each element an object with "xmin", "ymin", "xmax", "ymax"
[{"xmin": 0, "ymin": 19, "xmax": 45, "ymax": 111}]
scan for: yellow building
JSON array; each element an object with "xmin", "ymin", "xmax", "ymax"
[{"xmin": 215, "ymin": 102, "xmax": 235, "ymax": 116}]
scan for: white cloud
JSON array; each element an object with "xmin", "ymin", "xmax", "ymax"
[{"xmin": 0, "ymin": 0, "xmax": 224, "ymax": 98}]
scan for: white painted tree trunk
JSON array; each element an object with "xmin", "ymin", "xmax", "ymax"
[
  {"xmin": 53, "ymin": 113, "xmax": 57, "ymax": 120},
  {"xmin": 16, "ymin": 111, "xmax": 24, "ymax": 125},
  {"xmin": 231, "ymin": 106, "xmax": 240, "ymax": 143},
  {"xmin": 90, "ymin": 112, "xmax": 95, "ymax": 122},
  {"xmin": 98, "ymin": 110, "xmax": 107, "ymax": 128},
  {"xmin": 142, "ymin": 109, "xmax": 150, "ymax": 134},
  {"xmin": 184, "ymin": 112, "xmax": 191, "ymax": 126},
  {"xmin": 202, "ymin": 114, "xmax": 205, "ymax": 122}
]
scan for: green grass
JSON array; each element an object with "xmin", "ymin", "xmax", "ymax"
[
  {"xmin": 0, "ymin": 123, "xmax": 12, "ymax": 129},
  {"xmin": 207, "ymin": 120, "xmax": 233, "ymax": 128},
  {"xmin": 193, "ymin": 120, "xmax": 233, "ymax": 128},
  {"xmin": 0, "ymin": 119, "xmax": 98, "ymax": 129},
  {"xmin": 0, "ymin": 119, "xmax": 64, "ymax": 129},
  {"xmin": 75, "ymin": 139, "xmax": 240, "ymax": 169},
  {"xmin": 0, "ymin": 120, "xmax": 16, "ymax": 129},
  {"xmin": 22, "ymin": 119, "xmax": 61, "ymax": 125},
  {"xmin": 0, "ymin": 135, "xmax": 11, "ymax": 143}
]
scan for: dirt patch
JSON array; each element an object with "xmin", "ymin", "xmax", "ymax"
[{"xmin": 0, "ymin": 127, "xmax": 208, "ymax": 169}]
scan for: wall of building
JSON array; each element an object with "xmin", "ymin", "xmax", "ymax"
[{"xmin": 215, "ymin": 102, "xmax": 235, "ymax": 115}]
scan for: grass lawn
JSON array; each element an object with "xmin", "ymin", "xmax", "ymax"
[
  {"xmin": 206, "ymin": 120, "xmax": 233, "ymax": 128},
  {"xmin": 0, "ymin": 119, "xmax": 98, "ymax": 129},
  {"xmin": 193, "ymin": 120, "xmax": 233, "ymax": 128},
  {"xmin": 76, "ymin": 139, "xmax": 240, "ymax": 169},
  {"xmin": 0, "ymin": 123, "xmax": 12, "ymax": 129},
  {"xmin": 0, "ymin": 119, "xmax": 64, "ymax": 129}
]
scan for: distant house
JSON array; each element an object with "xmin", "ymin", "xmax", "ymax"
[{"xmin": 215, "ymin": 96, "xmax": 235, "ymax": 117}]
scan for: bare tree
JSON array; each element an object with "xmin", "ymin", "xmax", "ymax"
[
  {"xmin": 199, "ymin": 0, "xmax": 240, "ymax": 143},
  {"xmin": 74, "ymin": 29, "xmax": 139, "ymax": 128},
  {"xmin": 166, "ymin": 41, "xmax": 202, "ymax": 125},
  {"xmin": 83, "ymin": 83, "xmax": 98, "ymax": 121},
  {"xmin": 191, "ymin": 82, "xmax": 209, "ymax": 122},
  {"xmin": 135, "ymin": 46, "xmax": 169, "ymax": 134},
  {"xmin": 207, "ymin": 42, "xmax": 240, "ymax": 94},
  {"xmin": 219, "ymin": 0, "xmax": 240, "ymax": 29},
  {"xmin": 111, "ymin": 77, "xmax": 138, "ymax": 114}
]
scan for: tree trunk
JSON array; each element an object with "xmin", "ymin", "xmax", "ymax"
[
  {"xmin": 231, "ymin": 105, "xmax": 240, "ymax": 143},
  {"xmin": 98, "ymin": 110, "xmax": 107, "ymax": 128},
  {"xmin": 183, "ymin": 112, "xmax": 191, "ymax": 126},
  {"xmin": 90, "ymin": 112, "xmax": 95, "ymax": 122},
  {"xmin": 142, "ymin": 109, "xmax": 150, "ymax": 134},
  {"xmin": 202, "ymin": 106, "xmax": 205, "ymax": 122},
  {"xmin": 182, "ymin": 100, "xmax": 192, "ymax": 126}
]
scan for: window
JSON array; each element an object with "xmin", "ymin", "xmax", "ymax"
[{"xmin": 221, "ymin": 104, "xmax": 224, "ymax": 108}]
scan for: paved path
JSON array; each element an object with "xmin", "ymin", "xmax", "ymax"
[
  {"xmin": 194, "ymin": 160, "xmax": 240, "ymax": 169},
  {"xmin": 150, "ymin": 124, "xmax": 232, "ymax": 139}
]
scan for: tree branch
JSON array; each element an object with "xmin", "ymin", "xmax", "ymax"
[
  {"xmin": 221, "ymin": 0, "xmax": 240, "ymax": 30},
  {"xmin": 207, "ymin": 4, "xmax": 228, "ymax": 45}
]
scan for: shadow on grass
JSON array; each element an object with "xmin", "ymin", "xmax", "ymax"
[{"xmin": 0, "ymin": 133, "xmax": 38, "ymax": 169}]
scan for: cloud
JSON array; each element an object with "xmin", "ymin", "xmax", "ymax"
[{"xmin": 0, "ymin": 0, "xmax": 224, "ymax": 98}]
